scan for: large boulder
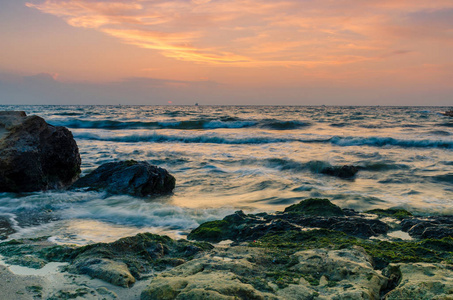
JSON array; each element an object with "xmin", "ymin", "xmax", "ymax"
[
  {"xmin": 0, "ymin": 111, "xmax": 81, "ymax": 192},
  {"xmin": 71, "ymin": 160, "xmax": 176, "ymax": 196}
]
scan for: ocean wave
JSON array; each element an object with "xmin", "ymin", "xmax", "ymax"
[
  {"xmin": 439, "ymin": 122, "xmax": 453, "ymax": 128},
  {"xmin": 430, "ymin": 174, "xmax": 453, "ymax": 184},
  {"xmin": 73, "ymin": 132, "xmax": 302, "ymax": 144},
  {"xmin": 330, "ymin": 136, "xmax": 453, "ymax": 149},
  {"xmin": 260, "ymin": 119, "xmax": 311, "ymax": 130},
  {"xmin": 73, "ymin": 131, "xmax": 453, "ymax": 149},
  {"xmin": 54, "ymin": 112, "xmax": 85, "ymax": 116},
  {"xmin": 427, "ymin": 130, "xmax": 451, "ymax": 136},
  {"xmin": 49, "ymin": 119, "xmax": 257, "ymax": 130},
  {"xmin": 358, "ymin": 162, "xmax": 409, "ymax": 171},
  {"xmin": 50, "ymin": 118, "xmax": 311, "ymax": 130},
  {"xmin": 233, "ymin": 158, "xmax": 337, "ymax": 174}
]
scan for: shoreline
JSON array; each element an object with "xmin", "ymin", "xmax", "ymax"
[{"xmin": 1, "ymin": 198, "xmax": 452, "ymax": 299}]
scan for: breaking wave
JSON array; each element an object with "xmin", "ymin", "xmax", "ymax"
[
  {"xmin": 49, "ymin": 118, "xmax": 310, "ymax": 130},
  {"xmin": 73, "ymin": 132, "xmax": 453, "ymax": 149}
]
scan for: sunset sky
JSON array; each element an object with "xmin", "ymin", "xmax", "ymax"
[{"xmin": 0, "ymin": 0, "xmax": 452, "ymax": 105}]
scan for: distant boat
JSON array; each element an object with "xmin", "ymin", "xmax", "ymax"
[{"xmin": 442, "ymin": 109, "xmax": 453, "ymax": 117}]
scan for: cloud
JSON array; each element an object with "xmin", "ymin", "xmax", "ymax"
[
  {"xmin": 26, "ymin": 0, "xmax": 453, "ymax": 68},
  {"xmin": 24, "ymin": 72, "xmax": 59, "ymax": 82}
]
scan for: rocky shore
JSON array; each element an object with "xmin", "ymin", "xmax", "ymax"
[
  {"xmin": 0, "ymin": 112, "xmax": 451, "ymax": 299},
  {"xmin": 1, "ymin": 198, "xmax": 452, "ymax": 299}
]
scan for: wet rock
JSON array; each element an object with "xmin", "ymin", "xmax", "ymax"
[
  {"xmin": 141, "ymin": 246, "xmax": 388, "ymax": 300},
  {"xmin": 283, "ymin": 198, "xmax": 345, "ymax": 217},
  {"xmin": 0, "ymin": 216, "xmax": 15, "ymax": 240},
  {"xmin": 0, "ymin": 111, "xmax": 81, "ymax": 192},
  {"xmin": 401, "ymin": 216, "xmax": 453, "ymax": 239},
  {"xmin": 188, "ymin": 199, "xmax": 389, "ymax": 242},
  {"xmin": 365, "ymin": 208, "xmax": 413, "ymax": 220},
  {"xmin": 71, "ymin": 160, "xmax": 175, "ymax": 197},
  {"xmin": 383, "ymin": 263, "xmax": 453, "ymax": 299},
  {"xmin": 320, "ymin": 165, "xmax": 359, "ymax": 178},
  {"xmin": 5, "ymin": 255, "xmax": 47, "ymax": 269},
  {"xmin": 420, "ymin": 226, "xmax": 453, "ymax": 239},
  {"xmin": 53, "ymin": 233, "xmax": 211, "ymax": 287},
  {"xmin": 0, "ymin": 233, "xmax": 212, "ymax": 287},
  {"xmin": 48, "ymin": 288, "xmax": 91, "ymax": 300},
  {"xmin": 68, "ymin": 258, "xmax": 135, "ymax": 288}
]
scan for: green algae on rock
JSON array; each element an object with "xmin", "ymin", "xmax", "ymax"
[
  {"xmin": 252, "ymin": 229, "xmax": 453, "ymax": 269},
  {"xmin": 141, "ymin": 246, "xmax": 387, "ymax": 300},
  {"xmin": 366, "ymin": 208, "xmax": 413, "ymax": 220},
  {"xmin": 187, "ymin": 220, "xmax": 232, "ymax": 243},
  {"xmin": 188, "ymin": 198, "xmax": 387, "ymax": 243},
  {"xmin": 0, "ymin": 233, "xmax": 213, "ymax": 287},
  {"xmin": 283, "ymin": 198, "xmax": 345, "ymax": 216}
]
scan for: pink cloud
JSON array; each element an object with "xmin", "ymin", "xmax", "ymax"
[{"xmin": 26, "ymin": 0, "xmax": 453, "ymax": 70}]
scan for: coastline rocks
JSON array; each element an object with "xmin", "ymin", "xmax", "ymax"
[
  {"xmin": 383, "ymin": 263, "xmax": 453, "ymax": 299},
  {"xmin": 62, "ymin": 233, "xmax": 212, "ymax": 286},
  {"xmin": 284, "ymin": 198, "xmax": 345, "ymax": 216},
  {"xmin": 401, "ymin": 216, "xmax": 453, "ymax": 239},
  {"xmin": 0, "ymin": 233, "xmax": 213, "ymax": 287},
  {"xmin": 0, "ymin": 111, "xmax": 81, "ymax": 192},
  {"xmin": 71, "ymin": 160, "xmax": 176, "ymax": 197},
  {"xmin": 141, "ymin": 246, "xmax": 388, "ymax": 300},
  {"xmin": 68, "ymin": 258, "xmax": 135, "ymax": 288},
  {"xmin": 0, "ymin": 216, "xmax": 15, "ymax": 240},
  {"xmin": 188, "ymin": 199, "xmax": 389, "ymax": 243},
  {"xmin": 1, "ymin": 200, "xmax": 453, "ymax": 298}
]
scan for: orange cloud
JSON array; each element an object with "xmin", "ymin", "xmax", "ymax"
[{"xmin": 26, "ymin": 0, "xmax": 453, "ymax": 69}]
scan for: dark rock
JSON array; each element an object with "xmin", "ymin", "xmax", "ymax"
[
  {"xmin": 4, "ymin": 255, "xmax": 47, "ymax": 269},
  {"xmin": 421, "ymin": 227, "xmax": 453, "ymax": 239},
  {"xmin": 71, "ymin": 160, "xmax": 176, "ymax": 196},
  {"xmin": 321, "ymin": 165, "xmax": 359, "ymax": 178},
  {"xmin": 65, "ymin": 233, "xmax": 212, "ymax": 287},
  {"xmin": 0, "ymin": 111, "xmax": 81, "ymax": 192},
  {"xmin": 401, "ymin": 216, "xmax": 453, "ymax": 239},
  {"xmin": 366, "ymin": 208, "xmax": 413, "ymax": 220},
  {"xmin": 0, "ymin": 233, "xmax": 213, "ymax": 287},
  {"xmin": 188, "ymin": 199, "xmax": 389, "ymax": 242},
  {"xmin": 284, "ymin": 198, "xmax": 345, "ymax": 217},
  {"xmin": 0, "ymin": 216, "xmax": 15, "ymax": 240}
]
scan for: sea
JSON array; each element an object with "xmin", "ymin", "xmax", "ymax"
[{"xmin": 0, "ymin": 105, "xmax": 452, "ymax": 245}]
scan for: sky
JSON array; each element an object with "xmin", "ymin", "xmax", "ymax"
[{"xmin": 0, "ymin": 0, "xmax": 452, "ymax": 105}]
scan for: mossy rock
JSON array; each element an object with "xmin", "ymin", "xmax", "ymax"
[
  {"xmin": 5, "ymin": 255, "xmax": 47, "ymax": 269},
  {"xmin": 284, "ymin": 198, "xmax": 345, "ymax": 217},
  {"xmin": 252, "ymin": 229, "xmax": 453, "ymax": 269},
  {"xmin": 366, "ymin": 208, "xmax": 413, "ymax": 220},
  {"xmin": 187, "ymin": 220, "xmax": 231, "ymax": 243}
]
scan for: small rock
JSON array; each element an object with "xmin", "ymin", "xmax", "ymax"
[
  {"xmin": 5, "ymin": 255, "xmax": 47, "ymax": 269},
  {"xmin": 69, "ymin": 258, "xmax": 136, "ymax": 288},
  {"xmin": 320, "ymin": 165, "xmax": 359, "ymax": 178},
  {"xmin": 284, "ymin": 198, "xmax": 345, "ymax": 217},
  {"xmin": 71, "ymin": 160, "xmax": 175, "ymax": 196}
]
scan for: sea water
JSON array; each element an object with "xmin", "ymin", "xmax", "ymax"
[{"xmin": 0, "ymin": 105, "xmax": 451, "ymax": 245}]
